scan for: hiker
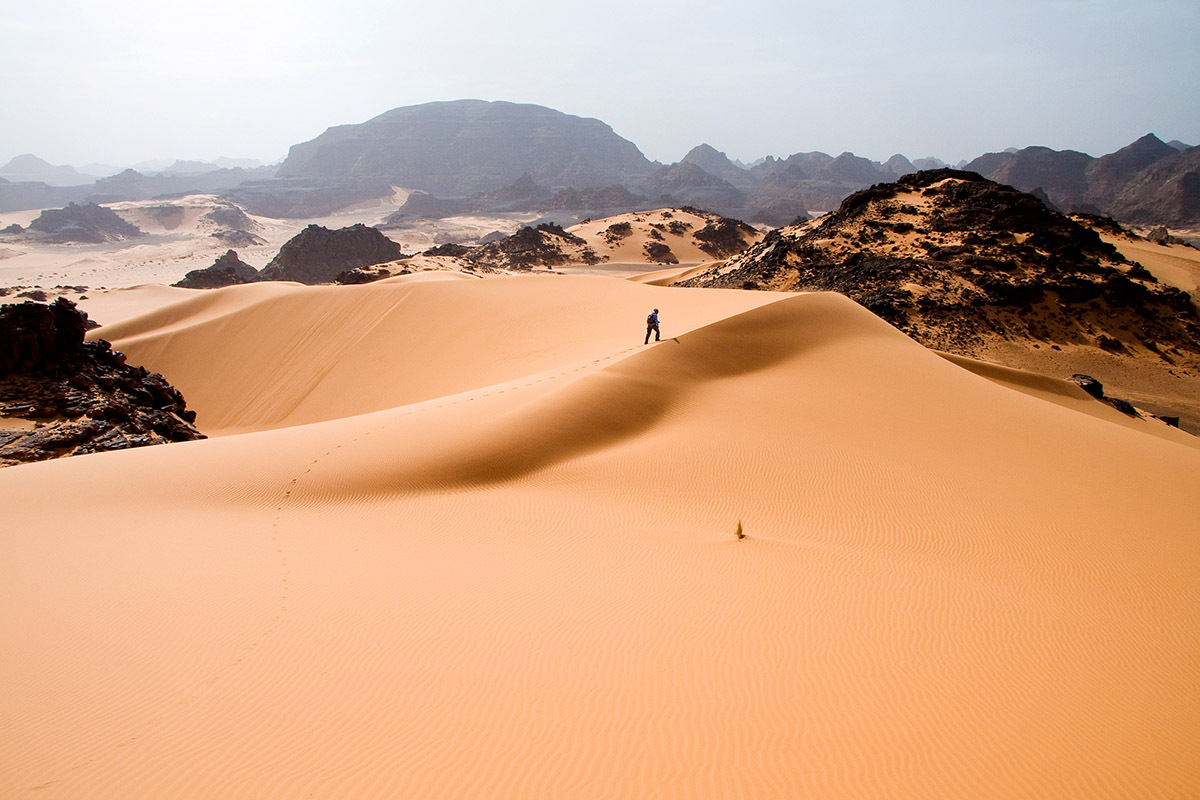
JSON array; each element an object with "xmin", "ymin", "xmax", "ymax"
[{"xmin": 644, "ymin": 308, "xmax": 660, "ymax": 344}]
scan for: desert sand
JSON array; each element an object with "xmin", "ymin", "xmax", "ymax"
[{"xmin": 2, "ymin": 272, "xmax": 1198, "ymax": 798}]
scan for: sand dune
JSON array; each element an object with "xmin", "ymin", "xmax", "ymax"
[
  {"xmin": 2, "ymin": 276, "xmax": 1198, "ymax": 798},
  {"xmin": 569, "ymin": 208, "xmax": 761, "ymax": 266}
]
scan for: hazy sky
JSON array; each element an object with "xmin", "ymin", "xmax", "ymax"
[{"xmin": 2, "ymin": 0, "xmax": 1198, "ymax": 170}]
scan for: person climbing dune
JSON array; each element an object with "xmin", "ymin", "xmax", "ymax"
[{"xmin": 644, "ymin": 308, "xmax": 660, "ymax": 344}]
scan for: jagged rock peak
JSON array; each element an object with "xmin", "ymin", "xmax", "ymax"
[
  {"xmin": 259, "ymin": 224, "xmax": 404, "ymax": 284},
  {"xmin": 174, "ymin": 250, "xmax": 261, "ymax": 289}
]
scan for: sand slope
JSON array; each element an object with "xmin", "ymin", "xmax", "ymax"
[{"xmin": 2, "ymin": 277, "xmax": 1198, "ymax": 798}]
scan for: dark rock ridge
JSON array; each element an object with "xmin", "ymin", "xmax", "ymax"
[
  {"xmin": 277, "ymin": 100, "xmax": 657, "ymax": 196},
  {"xmin": 682, "ymin": 169, "xmax": 1200, "ymax": 363},
  {"xmin": 174, "ymin": 250, "xmax": 261, "ymax": 289},
  {"xmin": 258, "ymin": 224, "xmax": 404, "ymax": 284},
  {"xmin": 22, "ymin": 202, "xmax": 143, "ymax": 244},
  {"xmin": 0, "ymin": 299, "xmax": 204, "ymax": 466}
]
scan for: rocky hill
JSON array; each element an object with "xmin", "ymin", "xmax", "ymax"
[
  {"xmin": 20, "ymin": 202, "xmax": 144, "ymax": 244},
  {"xmin": 0, "ymin": 298, "xmax": 203, "ymax": 466},
  {"xmin": 681, "ymin": 169, "xmax": 1200, "ymax": 375},
  {"xmin": 276, "ymin": 100, "xmax": 656, "ymax": 196},
  {"xmin": 174, "ymin": 250, "xmax": 261, "ymax": 289},
  {"xmin": 463, "ymin": 224, "xmax": 603, "ymax": 271},
  {"xmin": 258, "ymin": 224, "xmax": 405, "ymax": 284}
]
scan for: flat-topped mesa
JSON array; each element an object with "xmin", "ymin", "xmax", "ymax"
[
  {"xmin": 259, "ymin": 223, "xmax": 405, "ymax": 284},
  {"xmin": 0, "ymin": 298, "xmax": 203, "ymax": 466},
  {"xmin": 681, "ymin": 169, "xmax": 1200, "ymax": 361}
]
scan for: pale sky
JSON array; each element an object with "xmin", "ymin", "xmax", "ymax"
[{"xmin": 1, "ymin": 0, "xmax": 1197, "ymax": 170}]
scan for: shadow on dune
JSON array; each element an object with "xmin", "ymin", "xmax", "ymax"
[{"xmin": 353, "ymin": 292, "xmax": 900, "ymax": 494}]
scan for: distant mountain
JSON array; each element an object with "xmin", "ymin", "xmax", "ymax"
[
  {"xmin": 884, "ymin": 154, "xmax": 916, "ymax": 176},
  {"xmin": 1167, "ymin": 140, "xmax": 1192, "ymax": 151},
  {"xmin": 276, "ymin": 100, "xmax": 657, "ymax": 195},
  {"xmin": 0, "ymin": 154, "xmax": 96, "ymax": 187},
  {"xmin": 964, "ymin": 134, "xmax": 1198, "ymax": 223},
  {"xmin": 1084, "ymin": 133, "xmax": 1178, "ymax": 202},
  {"xmin": 161, "ymin": 160, "xmax": 224, "ymax": 175},
  {"xmin": 979, "ymin": 146, "xmax": 1095, "ymax": 209},
  {"xmin": 90, "ymin": 166, "xmax": 277, "ymax": 203},
  {"xmin": 1108, "ymin": 145, "xmax": 1200, "ymax": 226},
  {"xmin": 680, "ymin": 144, "xmax": 756, "ymax": 190},
  {"xmin": 642, "ymin": 162, "xmax": 747, "ymax": 210}
]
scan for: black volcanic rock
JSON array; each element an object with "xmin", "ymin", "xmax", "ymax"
[
  {"xmin": 174, "ymin": 250, "xmax": 261, "ymax": 289},
  {"xmin": 0, "ymin": 299, "xmax": 203, "ymax": 466},
  {"xmin": 276, "ymin": 100, "xmax": 656, "ymax": 196},
  {"xmin": 25, "ymin": 202, "xmax": 143, "ymax": 244},
  {"xmin": 682, "ymin": 169, "xmax": 1200, "ymax": 363},
  {"xmin": 259, "ymin": 224, "xmax": 404, "ymax": 284}
]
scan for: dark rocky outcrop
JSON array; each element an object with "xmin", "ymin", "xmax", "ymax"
[
  {"xmin": 682, "ymin": 169, "xmax": 1200, "ymax": 362},
  {"xmin": 173, "ymin": 250, "xmax": 261, "ymax": 289},
  {"xmin": 462, "ymin": 223, "xmax": 603, "ymax": 270},
  {"xmin": 0, "ymin": 299, "xmax": 204, "ymax": 466},
  {"xmin": 23, "ymin": 202, "xmax": 143, "ymax": 244},
  {"xmin": 258, "ymin": 224, "xmax": 404, "ymax": 284},
  {"xmin": 691, "ymin": 214, "xmax": 761, "ymax": 258}
]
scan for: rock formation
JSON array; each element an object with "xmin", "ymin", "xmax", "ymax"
[
  {"xmin": 174, "ymin": 250, "xmax": 261, "ymax": 289},
  {"xmin": 258, "ymin": 224, "xmax": 405, "ymax": 284},
  {"xmin": 462, "ymin": 224, "xmax": 603, "ymax": 271},
  {"xmin": 0, "ymin": 299, "xmax": 204, "ymax": 466},
  {"xmin": 23, "ymin": 202, "xmax": 143, "ymax": 244},
  {"xmin": 682, "ymin": 169, "xmax": 1200, "ymax": 363}
]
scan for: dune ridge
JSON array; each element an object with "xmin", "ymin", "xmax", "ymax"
[{"xmin": 3, "ymin": 275, "xmax": 1199, "ymax": 798}]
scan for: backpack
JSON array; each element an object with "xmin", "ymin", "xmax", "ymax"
[{"xmin": 647, "ymin": 313, "xmax": 656, "ymax": 324}]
